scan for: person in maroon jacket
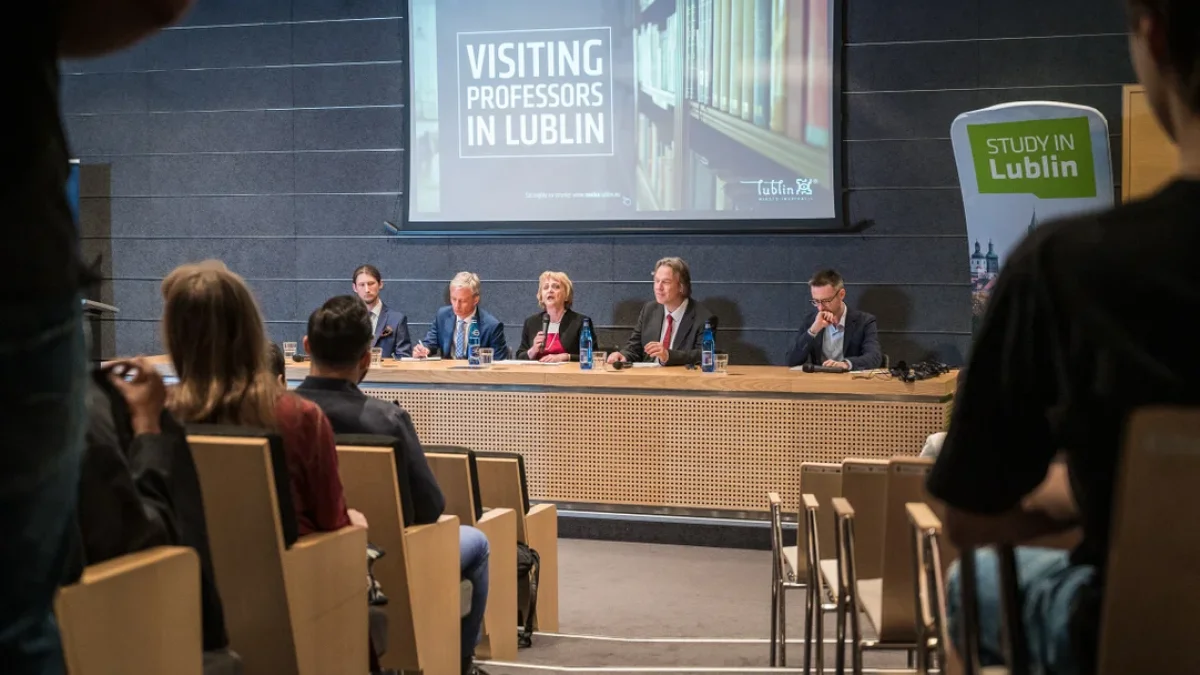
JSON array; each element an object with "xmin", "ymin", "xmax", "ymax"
[{"xmin": 159, "ymin": 260, "xmax": 364, "ymax": 535}]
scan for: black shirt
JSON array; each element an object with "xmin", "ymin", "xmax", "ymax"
[
  {"xmin": 927, "ymin": 179, "xmax": 1200, "ymax": 664},
  {"xmin": 4, "ymin": 6, "xmax": 88, "ymax": 300},
  {"xmin": 74, "ymin": 373, "xmax": 230, "ymax": 651},
  {"xmin": 294, "ymin": 377, "xmax": 446, "ymax": 525}
]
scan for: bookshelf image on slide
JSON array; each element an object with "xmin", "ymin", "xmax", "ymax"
[{"xmin": 633, "ymin": 0, "xmax": 834, "ymax": 214}]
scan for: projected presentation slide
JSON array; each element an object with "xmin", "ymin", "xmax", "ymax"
[{"xmin": 407, "ymin": 0, "xmax": 838, "ymax": 227}]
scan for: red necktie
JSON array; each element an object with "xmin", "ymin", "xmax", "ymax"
[{"xmin": 662, "ymin": 314, "xmax": 674, "ymax": 350}]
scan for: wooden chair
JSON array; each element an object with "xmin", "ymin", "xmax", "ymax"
[
  {"xmin": 335, "ymin": 435, "xmax": 462, "ymax": 675},
  {"xmin": 830, "ymin": 457, "xmax": 935, "ymax": 675},
  {"xmin": 56, "ymin": 546, "xmax": 203, "ymax": 675},
  {"xmin": 956, "ymin": 407, "xmax": 1200, "ymax": 675},
  {"xmin": 906, "ymin": 502, "xmax": 953, "ymax": 675},
  {"xmin": 768, "ymin": 461, "xmax": 841, "ymax": 667},
  {"xmin": 187, "ymin": 428, "xmax": 368, "ymax": 675},
  {"xmin": 474, "ymin": 450, "xmax": 559, "ymax": 632},
  {"xmin": 426, "ymin": 447, "xmax": 518, "ymax": 661}
]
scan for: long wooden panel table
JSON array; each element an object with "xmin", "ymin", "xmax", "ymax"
[{"xmin": 285, "ymin": 360, "xmax": 957, "ymax": 517}]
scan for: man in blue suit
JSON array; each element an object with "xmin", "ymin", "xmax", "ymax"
[
  {"xmin": 352, "ymin": 264, "xmax": 412, "ymax": 358},
  {"xmin": 786, "ymin": 269, "xmax": 883, "ymax": 371},
  {"xmin": 413, "ymin": 271, "xmax": 509, "ymax": 360}
]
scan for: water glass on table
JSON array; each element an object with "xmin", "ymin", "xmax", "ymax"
[
  {"xmin": 592, "ymin": 351, "xmax": 607, "ymax": 371},
  {"xmin": 283, "ymin": 341, "xmax": 297, "ymax": 360},
  {"xmin": 715, "ymin": 353, "xmax": 729, "ymax": 374},
  {"xmin": 478, "ymin": 347, "xmax": 494, "ymax": 369},
  {"xmin": 370, "ymin": 347, "xmax": 382, "ymax": 368}
]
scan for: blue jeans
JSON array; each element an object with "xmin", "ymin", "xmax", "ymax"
[
  {"xmin": 947, "ymin": 547, "xmax": 1096, "ymax": 675},
  {"xmin": 0, "ymin": 296, "xmax": 87, "ymax": 675},
  {"xmin": 460, "ymin": 525, "xmax": 489, "ymax": 670}
]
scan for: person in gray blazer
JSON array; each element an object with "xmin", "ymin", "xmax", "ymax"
[{"xmin": 608, "ymin": 257, "xmax": 717, "ymax": 367}]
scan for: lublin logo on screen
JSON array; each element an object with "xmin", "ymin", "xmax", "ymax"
[{"xmin": 740, "ymin": 178, "xmax": 817, "ymax": 202}]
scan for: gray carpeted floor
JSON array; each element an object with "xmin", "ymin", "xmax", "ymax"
[{"xmin": 480, "ymin": 539, "xmax": 912, "ymax": 672}]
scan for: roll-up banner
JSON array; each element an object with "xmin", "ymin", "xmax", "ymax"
[{"xmin": 951, "ymin": 102, "xmax": 1114, "ymax": 332}]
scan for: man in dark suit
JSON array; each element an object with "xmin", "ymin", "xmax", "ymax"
[
  {"xmin": 608, "ymin": 257, "xmax": 717, "ymax": 367},
  {"xmin": 786, "ymin": 269, "xmax": 882, "ymax": 371},
  {"xmin": 412, "ymin": 271, "xmax": 508, "ymax": 360},
  {"xmin": 352, "ymin": 264, "xmax": 413, "ymax": 359},
  {"xmin": 295, "ymin": 296, "xmax": 491, "ymax": 675}
]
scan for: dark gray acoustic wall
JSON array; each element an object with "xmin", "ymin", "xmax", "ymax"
[{"xmin": 68, "ymin": 0, "xmax": 1134, "ymax": 364}]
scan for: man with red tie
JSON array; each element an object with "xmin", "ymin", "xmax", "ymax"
[{"xmin": 608, "ymin": 257, "xmax": 717, "ymax": 367}]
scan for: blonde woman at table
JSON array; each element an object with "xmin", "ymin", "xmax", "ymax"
[{"xmin": 516, "ymin": 271, "xmax": 591, "ymax": 362}]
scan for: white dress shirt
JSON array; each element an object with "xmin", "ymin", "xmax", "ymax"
[
  {"xmin": 368, "ymin": 301, "xmax": 381, "ymax": 335},
  {"xmin": 659, "ymin": 298, "xmax": 689, "ymax": 349}
]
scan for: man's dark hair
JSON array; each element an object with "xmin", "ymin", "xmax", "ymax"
[
  {"xmin": 809, "ymin": 269, "xmax": 845, "ymax": 290},
  {"xmin": 352, "ymin": 264, "xmax": 382, "ymax": 284},
  {"xmin": 1127, "ymin": 0, "xmax": 1200, "ymax": 112},
  {"xmin": 307, "ymin": 295, "xmax": 373, "ymax": 368},
  {"xmin": 267, "ymin": 342, "xmax": 285, "ymax": 379}
]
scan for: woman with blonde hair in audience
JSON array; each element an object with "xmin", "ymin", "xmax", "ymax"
[
  {"xmin": 516, "ymin": 270, "xmax": 592, "ymax": 362},
  {"xmin": 160, "ymin": 260, "xmax": 363, "ymax": 535}
]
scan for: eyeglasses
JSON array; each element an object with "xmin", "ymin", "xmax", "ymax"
[{"xmin": 810, "ymin": 296, "xmax": 839, "ymax": 307}]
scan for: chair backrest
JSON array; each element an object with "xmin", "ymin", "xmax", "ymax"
[
  {"xmin": 840, "ymin": 458, "xmax": 889, "ymax": 579},
  {"xmin": 335, "ymin": 433, "xmax": 416, "ymax": 527},
  {"xmin": 56, "ymin": 547, "xmax": 203, "ymax": 675},
  {"xmin": 474, "ymin": 451, "xmax": 531, "ymax": 542},
  {"xmin": 1097, "ymin": 407, "xmax": 1200, "ymax": 675},
  {"xmin": 799, "ymin": 462, "xmax": 842, "ymax": 561},
  {"xmin": 188, "ymin": 424, "xmax": 299, "ymax": 547},
  {"xmin": 878, "ymin": 457, "xmax": 934, "ymax": 643},
  {"xmin": 187, "ymin": 431, "xmax": 299, "ymax": 675},
  {"xmin": 425, "ymin": 446, "xmax": 483, "ymax": 525},
  {"xmin": 335, "ymin": 442, "xmax": 420, "ymax": 666}
]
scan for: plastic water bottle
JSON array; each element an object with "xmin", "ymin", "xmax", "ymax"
[
  {"xmin": 467, "ymin": 317, "xmax": 482, "ymax": 366},
  {"xmin": 701, "ymin": 320, "xmax": 716, "ymax": 373},
  {"xmin": 579, "ymin": 318, "xmax": 594, "ymax": 370}
]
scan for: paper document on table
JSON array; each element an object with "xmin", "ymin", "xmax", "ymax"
[
  {"xmin": 631, "ymin": 362, "xmax": 661, "ymax": 368},
  {"xmin": 503, "ymin": 360, "xmax": 568, "ymax": 366},
  {"xmin": 406, "ymin": 356, "xmax": 442, "ymax": 362}
]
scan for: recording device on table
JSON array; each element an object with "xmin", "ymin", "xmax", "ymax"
[{"xmin": 889, "ymin": 360, "xmax": 951, "ymax": 383}]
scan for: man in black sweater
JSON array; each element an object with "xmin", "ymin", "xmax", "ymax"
[{"xmin": 295, "ymin": 296, "xmax": 490, "ymax": 675}]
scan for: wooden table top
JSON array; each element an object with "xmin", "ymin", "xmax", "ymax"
[{"xmin": 284, "ymin": 359, "xmax": 958, "ymax": 398}]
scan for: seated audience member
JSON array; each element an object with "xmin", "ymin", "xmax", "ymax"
[
  {"xmin": 516, "ymin": 271, "xmax": 591, "ymax": 362},
  {"xmin": 786, "ymin": 269, "xmax": 882, "ymax": 371},
  {"xmin": 268, "ymin": 342, "xmax": 286, "ymax": 387},
  {"xmin": 295, "ymin": 295, "xmax": 491, "ymax": 675},
  {"xmin": 919, "ymin": 432, "xmax": 947, "ymax": 459},
  {"xmin": 413, "ymin": 271, "xmax": 508, "ymax": 360},
  {"xmin": 159, "ymin": 260, "xmax": 364, "ymax": 535},
  {"xmin": 352, "ymin": 263, "xmax": 412, "ymax": 359},
  {"xmin": 927, "ymin": 3, "xmax": 1200, "ymax": 672},
  {"xmin": 607, "ymin": 257, "xmax": 716, "ymax": 367},
  {"xmin": 73, "ymin": 357, "xmax": 234, "ymax": 659}
]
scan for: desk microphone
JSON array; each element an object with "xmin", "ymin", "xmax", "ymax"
[
  {"xmin": 291, "ymin": 354, "xmax": 308, "ymax": 363},
  {"xmin": 801, "ymin": 363, "xmax": 848, "ymax": 374},
  {"xmin": 539, "ymin": 312, "xmax": 550, "ymax": 353}
]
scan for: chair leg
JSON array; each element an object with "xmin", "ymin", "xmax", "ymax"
[
  {"xmin": 803, "ymin": 584, "xmax": 814, "ymax": 675},
  {"xmin": 770, "ymin": 579, "xmax": 779, "ymax": 667},
  {"xmin": 834, "ymin": 588, "xmax": 845, "ymax": 675},
  {"xmin": 779, "ymin": 587, "xmax": 788, "ymax": 668},
  {"xmin": 815, "ymin": 582, "xmax": 825, "ymax": 675}
]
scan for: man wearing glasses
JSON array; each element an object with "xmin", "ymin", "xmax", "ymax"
[{"xmin": 785, "ymin": 269, "xmax": 882, "ymax": 371}]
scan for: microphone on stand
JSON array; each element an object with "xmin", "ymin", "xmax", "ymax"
[{"xmin": 538, "ymin": 312, "xmax": 550, "ymax": 355}]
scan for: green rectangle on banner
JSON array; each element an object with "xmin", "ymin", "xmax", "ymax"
[{"xmin": 967, "ymin": 116, "xmax": 1096, "ymax": 199}]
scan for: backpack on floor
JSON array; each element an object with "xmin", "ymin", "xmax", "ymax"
[{"xmin": 516, "ymin": 542, "xmax": 540, "ymax": 648}]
